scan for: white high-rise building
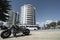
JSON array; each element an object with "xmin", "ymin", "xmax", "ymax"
[{"xmin": 20, "ymin": 4, "xmax": 36, "ymax": 25}]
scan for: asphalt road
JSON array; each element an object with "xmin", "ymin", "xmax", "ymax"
[{"xmin": 0, "ymin": 29, "xmax": 60, "ymax": 40}]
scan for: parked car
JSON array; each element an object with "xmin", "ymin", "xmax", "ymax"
[
  {"xmin": 0, "ymin": 26, "xmax": 8, "ymax": 30},
  {"xmin": 27, "ymin": 27, "xmax": 38, "ymax": 30},
  {"xmin": 0, "ymin": 21, "xmax": 8, "ymax": 30}
]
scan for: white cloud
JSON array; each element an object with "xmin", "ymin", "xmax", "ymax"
[
  {"xmin": 45, "ymin": 20, "xmax": 53, "ymax": 24},
  {"xmin": 36, "ymin": 20, "xmax": 57, "ymax": 27},
  {"xmin": 45, "ymin": 20, "xmax": 58, "ymax": 24}
]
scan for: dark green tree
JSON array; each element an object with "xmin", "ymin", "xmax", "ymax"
[
  {"xmin": 50, "ymin": 22, "xmax": 56, "ymax": 29},
  {"xmin": 0, "ymin": 0, "xmax": 11, "ymax": 21},
  {"xmin": 46, "ymin": 24, "xmax": 51, "ymax": 29},
  {"xmin": 57, "ymin": 21, "xmax": 60, "ymax": 25}
]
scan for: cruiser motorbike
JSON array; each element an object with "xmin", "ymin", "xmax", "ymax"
[{"xmin": 1, "ymin": 25, "xmax": 30, "ymax": 38}]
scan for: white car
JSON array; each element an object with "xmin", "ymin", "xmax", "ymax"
[{"xmin": 27, "ymin": 27, "xmax": 38, "ymax": 30}]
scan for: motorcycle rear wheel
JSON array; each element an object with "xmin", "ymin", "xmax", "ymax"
[{"xmin": 1, "ymin": 30, "xmax": 11, "ymax": 38}]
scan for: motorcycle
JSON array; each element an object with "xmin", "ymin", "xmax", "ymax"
[{"xmin": 1, "ymin": 25, "xmax": 30, "ymax": 38}]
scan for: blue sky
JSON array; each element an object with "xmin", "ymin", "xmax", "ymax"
[{"xmin": 9, "ymin": 0, "xmax": 60, "ymax": 22}]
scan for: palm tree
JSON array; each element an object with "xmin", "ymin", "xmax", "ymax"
[{"xmin": 0, "ymin": 0, "xmax": 11, "ymax": 21}]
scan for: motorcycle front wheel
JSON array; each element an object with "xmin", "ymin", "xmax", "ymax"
[
  {"xmin": 23, "ymin": 29, "xmax": 30, "ymax": 35},
  {"xmin": 1, "ymin": 30, "xmax": 11, "ymax": 38}
]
